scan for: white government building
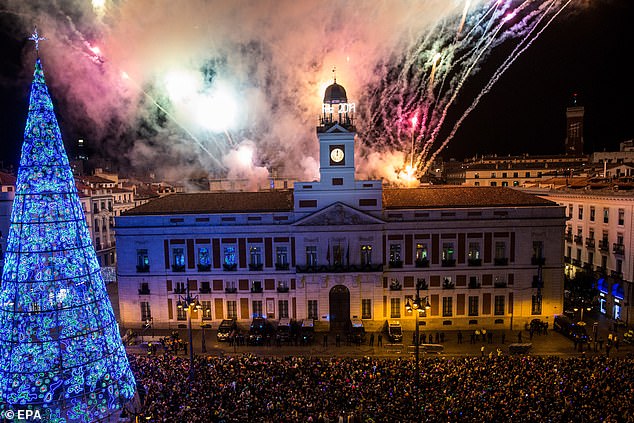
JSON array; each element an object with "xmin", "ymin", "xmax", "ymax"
[{"xmin": 115, "ymin": 80, "xmax": 566, "ymax": 332}]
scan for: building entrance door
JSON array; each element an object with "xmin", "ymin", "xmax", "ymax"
[{"xmin": 329, "ymin": 284, "xmax": 350, "ymax": 330}]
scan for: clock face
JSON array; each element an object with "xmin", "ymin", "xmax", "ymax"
[{"xmin": 330, "ymin": 147, "xmax": 345, "ymax": 163}]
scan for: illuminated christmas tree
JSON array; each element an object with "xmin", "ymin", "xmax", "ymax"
[{"xmin": 0, "ymin": 30, "xmax": 135, "ymax": 422}]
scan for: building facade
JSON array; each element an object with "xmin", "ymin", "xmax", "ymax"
[{"xmin": 115, "ymin": 81, "xmax": 566, "ymax": 333}]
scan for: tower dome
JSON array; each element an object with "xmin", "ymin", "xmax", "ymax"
[{"xmin": 323, "ymin": 81, "xmax": 347, "ymax": 105}]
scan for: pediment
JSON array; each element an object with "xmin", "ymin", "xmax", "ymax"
[
  {"xmin": 294, "ymin": 202, "xmax": 384, "ymax": 226},
  {"xmin": 325, "ymin": 123, "xmax": 349, "ymax": 133}
]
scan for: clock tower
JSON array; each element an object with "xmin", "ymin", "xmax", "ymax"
[{"xmin": 317, "ymin": 77, "xmax": 356, "ymax": 187}]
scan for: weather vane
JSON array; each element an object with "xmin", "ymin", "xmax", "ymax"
[{"xmin": 28, "ymin": 27, "xmax": 46, "ymax": 54}]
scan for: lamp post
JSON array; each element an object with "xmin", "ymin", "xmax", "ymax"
[
  {"xmin": 405, "ymin": 279, "xmax": 431, "ymax": 422},
  {"xmin": 177, "ymin": 281, "xmax": 201, "ymax": 381}
]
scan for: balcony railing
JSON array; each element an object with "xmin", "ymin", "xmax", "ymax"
[
  {"xmin": 571, "ymin": 258, "xmax": 581, "ymax": 267},
  {"xmin": 277, "ymin": 286, "xmax": 290, "ymax": 293},
  {"xmin": 610, "ymin": 270, "xmax": 623, "ymax": 280},
  {"xmin": 388, "ymin": 260, "xmax": 403, "ymax": 269},
  {"xmin": 199, "ymin": 287, "xmax": 211, "ymax": 294},
  {"xmin": 441, "ymin": 259, "xmax": 456, "ymax": 267},
  {"xmin": 138, "ymin": 287, "xmax": 151, "ymax": 295},
  {"xmin": 494, "ymin": 257, "xmax": 508, "ymax": 266},
  {"xmin": 174, "ymin": 287, "xmax": 186, "ymax": 294},
  {"xmin": 223, "ymin": 263, "xmax": 238, "ymax": 271},
  {"xmin": 595, "ymin": 266, "xmax": 607, "ymax": 276},
  {"xmin": 136, "ymin": 264, "xmax": 150, "ymax": 273},
  {"xmin": 197, "ymin": 264, "xmax": 211, "ymax": 272},
  {"xmin": 249, "ymin": 263, "xmax": 264, "ymax": 271},
  {"xmin": 613, "ymin": 243, "xmax": 625, "ymax": 255},
  {"xmin": 493, "ymin": 281, "xmax": 508, "ymax": 288},
  {"xmin": 531, "ymin": 257, "xmax": 546, "ymax": 266},
  {"xmin": 468, "ymin": 281, "xmax": 481, "ymax": 289},
  {"xmin": 389, "ymin": 282, "xmax": 402, "ymax": 291},
  {"xmin": 225, "ymin": 287, "xmax": 237, "ymax": 293},
  {"xmin": 171, "ymin": 264, "xmax": 185, "ymax": 272},
  {"xmin": 275, "ymin": 262, "xmax": 290, "ymax": 270},
  {"xmin": 250, "ymin": 286, "xmax": 264, "ymax": 293},
  {"xmin": 599, "ymin": 240, "xmax": 609, "ymax": 251},
  {"xmin": 442, "ymin": 279, "xmax": 455, "ymax": 289},
  {"xmin": 564, "ymin": 233, "xmax": 573, "ymax": 242},
  {"xmin": 415, "ymin": 258, "xmax": 430, "ymax": 268},
  {"xmin": 467, "ymin": 258, "xmax": 482, "ymax": 267},
  {"xmin": 585, "ymin": 238, "xmax": 595, "ymax": 249},
  {"xmin": 573, "ymin": 235, "xmax": 583, "ymax": 245}
]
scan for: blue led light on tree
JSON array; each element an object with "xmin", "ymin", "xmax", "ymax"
[{"xmin": 0, "ymin": 32, "xmax": 135, "ymax": 422}]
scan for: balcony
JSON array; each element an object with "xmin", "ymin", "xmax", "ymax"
[
  {"xmin": 415, "ymin": 258, "xmax": 430, "ymax": 268},
  {"xmin": 275, "ymin": 262, "xmax": 290, "ymax": 270},
  {"xmin": 442, "ymin": 279, "xmax": 455, "ymax": 289},
  {"xmin": 224, "ymin": 287, "xmax": 237, "ymax": 293},
  {"xmin": 571, "ymin": 258, "xmax": 581, "ymax": 267},
  {"xmin": 171, "ymin": 264, "xmax": 185, "ymax": 272},
  {"xmin": 599, "ymin": 240, "xmax": 609, "ymax": 252},
  {"xmin": 277, "ymin": 286, "xmax": 290, "ymax": 293},
  {"xmin": 493, "ymin": 281, "xmax": 508, "ymax": 288},
  {"xmin": 595, "ymin": 266, "xmax": 607, "ymax": 276},
  {"xmin": 610, "ymin": 270, "xmax": 623, "ymax": 280},
  {"xmin": 531, "ymin": 257, "xmax": 546, "ymax": 266},
  {"xmin": 199, "ymin": 287, "xmax": 211, "ymax": 294},
  {"xmin": 250, "ymin": 286, "xmax": 264, "ymax": 293},
  {"xmin": 531, "ymin": 276, "xmax": 543, "ymax": 289},
  {"xmin": 389, "ymin": 280, "xmax": 402, "ymax": 291},
  {"xmin": 388, "ymin": 260, "xmax": 403, "ymax": 269},
  {"xmin": 564, "ymin": 233, "xmax": 573, "ymax": 242},
  {"xmin": 585, "ymin": 238, "xmax": 595, "ymax": 249},
  {"xmin": 468, "ymin": 281, "xmax": 481, "ymax": 289},
  {"xmin": 573, "ymin": 235, "xmax": 583, "ymax": 245},
  {"xmin": 467, "ymin": 258, "xmax": 482, "ymax": 267},
  {"xmin": 613, "ymin": 243, "xmax": 625, "ymax": 255},
  {"xmin": 494, "ymin": 257, "xmax": 508, "ymax": 266},
  {"xmin": 441, "ymin": 259, "xmax": 456, "ymax": 267},
  {"xmin": 138, "ymin": 287, "xmax": 151, "ymax": 295},
  {"xmin": 416, "ymin": 279, "xmax": 429, "ymax": 290},
  {"xmin": 249, "ymin": 263, "xmax": 264, "ymax": 271},
  {"xmin": 136, "ymin": 264, "xmax": 150, "ymax": 273},
  {"xmin": 295, "ymin": 263, "xmax": 383, "ymax": 273},
  {"xmin": 223, "ymin": 263, "xmax": 238, "ymax": 271},
  {"xmin": 197, "ymin": 264, "xmax": 211, "ymax": 272}
]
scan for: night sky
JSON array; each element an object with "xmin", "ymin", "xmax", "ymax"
[{"xmin": 0, "ymin": 1, "xmax": 632, "ymax": 177}]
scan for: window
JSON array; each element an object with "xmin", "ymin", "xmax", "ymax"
[
  {"xmin": 227, "ymin": 300, "xmax": 237, "ymax": 319},
  {"xmin": 468, "ymin": 296, "xmax": 479, "ymax": 316},
  {"xmin": 494, "ymin": 296, "xmax": 505, "ymax": 315},
  {"xmin": 136, "ymin": 249, "xmax": 149, "ymax": 271},
  {"xmin": 333, "ymin": 244, "xmax": 344, "ymax": 266},
  {"xmin": 442, "ymin": 297, "xmax": 453, "ymax": 317},
  {"xmin": 531, "ymin": 294, "xmax": 542, "ymax": 315},
  {"xmin": 415, "ymin": 243, "xmax": 428, "ymax": 261},
  {"xmin": 474, "ymin": 173, "xmax": 479, "ymax": 179},
  {"xmin": 533, "ymin": 241, "xmax": 544, "ymax": 259},
  {"xmin": 361, "ymin": 245, "xmax": 373, "ymax": 266},
  {"xmin": 389, "ymin": 244, "xmax": 402, "ymax": 262},
  {"xmin": 177, "ymin": 307, "xmax": 187, "ymax": 321},
  {"xmin": 578, "ymin": 205, "xmax": 583, "ymax": 220},
  {"xmin": 468, "ymin": 242, "xmax": 480, "ymax": 260},
  {"xmin": 490, "ymin": 182, "xmax": 497, "ymax": 187},
  {"xmin": 568, "ymin": 204, "xmax": 573, "ymax": 218},
  {"xmin": 306, "ymin": 246, "xmax": 317, "ymax": 266},
  {"xmin": 172, "ymin": 248, "xmax": 185, "ymax": 270},
  {"xmin": 603, "ymin": 208, "xmax": 609, "ymax": 224},
  {"xmin": 308, "ymin": 300, "xmax": 318, "ymax": 320},
  {"xmin": 474, "ymin": 182, "xmax": 480, "ymax": 186},
  {"xmin": 278, "ymin": 300, "xmax": 289, "ymax": 318},
  {"xmin": 618, "ymin": 208, "xmax": 625, "ymax": 225},
  {"xmin": 525, "ymin": 172, "xmax": 530, "ymax": 178},
  {"xmin": 249, "ymin": 246, "xmax": 262, "ymax": 267},
  {"xmin": 495, "ymin": 242, "xmax": 506, "ymax": 259},
  {"xmin": 362, "ymin": 299, "xmax": 372, "ymax": 319},
  {"xmin": 513, "ymin": 172, "xmax": 519, "ymax": 178},
  {"xmin": 442, "ymin": 243, "xmax": 454, "ymax": 260},
  {"xmin": 94, "ymin": 218, "xmax": 100, "ymax": 232},
  {"xmin": 491, "ymin": 172, "xmax": 496, "ymax": 178},
  {"xmin": 201, "ymin": 301, "xmax": 212, "ymax": 320},
  {"xmin": 140, "ymin": 302, "xmax": 151, "ymax": 322},
  {"xmin": 224, "ymin": 246, "xmax": 237, "ymax": 266},
  {"xmin": 198, "ymin": 247, "xmax": 211, "ymax": 267},
  {"xmin": 276, "ymin": 246, "xmax": 288, "ymax": 265},
  {"xmin": 390, "ymin": 298, "xmax": 401, "ymax": 318},
  {"xmin": 502, "ymin": 172, "xmax": 507, "ymax": 178},
  {"xmin": 590, "ymin": 206, "xmax": 595, "ymax": 222},
  {"xmin": 252, "ymin": 300, "xmax": 263, "ymax": 317}
]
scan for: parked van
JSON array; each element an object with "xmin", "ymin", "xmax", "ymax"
[
  {"xmin": 385, "ymin": 320, "xmax": 403, "ymax": 343},
  {"xmin": 553, "ymin": 315, "xmax": 589, "ymax": 343},
  {"xmin": 277, "ymin": 318, "xmax": 292, "ymax": 342},
  {"xmin": 300, "ymin": 319, "xmax": 315, "ymax": 345},
  {"xmin": 216, "ymin": 319, "xmax": 237, "ymax": 342},
  {"xmin": 348, "ymin": 319, "xmax": 366, "ymax": 344}
]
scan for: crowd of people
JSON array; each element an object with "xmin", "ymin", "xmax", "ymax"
[{"xmin": 128, "ymin": 353, "xmax": 634, "ymax": 422}]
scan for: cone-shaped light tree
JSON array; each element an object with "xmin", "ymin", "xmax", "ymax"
[{"xmin": 0, "ymin": 33, "xmax": 135, "ymax": 422}]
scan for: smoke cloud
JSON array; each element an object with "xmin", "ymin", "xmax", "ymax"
[{"xmin": 1, "ymin": 0, "xmax": 580, "ymax": 186}]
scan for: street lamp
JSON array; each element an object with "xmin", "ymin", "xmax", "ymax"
[
  {"xmin": 405, "ymin": 278, "xmax": 431, "ymax": 422},
  {"xmin": 177, "ymin": 280, "xmax": 201, "ymax": 381}
]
